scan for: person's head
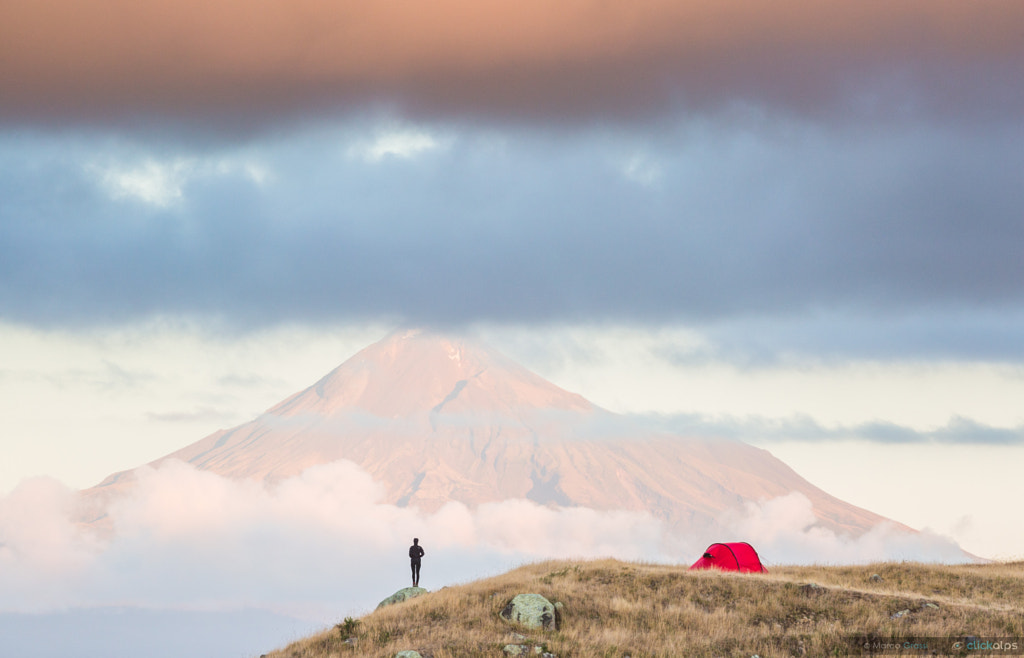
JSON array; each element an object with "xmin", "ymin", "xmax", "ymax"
[{"xmin": 413, "ymin": 538, "xmax": 419, "ymax": 544}]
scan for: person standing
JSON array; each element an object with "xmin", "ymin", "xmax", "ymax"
[{"xmin": 409, "ymin": 538, "xmax": 424, "ymax": 587}]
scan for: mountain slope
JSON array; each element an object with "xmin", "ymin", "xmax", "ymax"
[{"xmin": 91, "ymin": 328, "xmax": 896, "ymax": 536}]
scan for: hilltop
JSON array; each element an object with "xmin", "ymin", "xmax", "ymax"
[{"xmin": 263, "ymin": 559, "xmax": 1024, "ymax": 658}]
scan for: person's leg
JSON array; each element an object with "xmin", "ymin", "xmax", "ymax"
[
  {"xmin": 411, "ymin": 561, "xmax": 416, "ymax": 586},
  {"xmin": 413, "ymin": 561, "xmax": 420, "ymax": 587}
]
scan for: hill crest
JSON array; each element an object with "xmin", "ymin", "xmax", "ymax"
[{"xmin": 263, "ymin": 558, "xmax": 1024, "ymax": 658}]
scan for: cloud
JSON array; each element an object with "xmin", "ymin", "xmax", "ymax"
[
  {"xmin": 347, "ymin": 127, "xmax": 449, "ymax": 163},
  {"xmin": 722, "ymin": 492, "xmax": 966, "ymax": 565},
  {"xmin": 695, "ymin": 309, "xmax": 1024, "ymax": 364},
  {"xmin": 0, "ymin": 477, "xmax": 101, "ymax": 576},
  {"xmin": 1, "ymin": 0, "xmax": 1022, "ymax": 129},
  {"xmin": 642, "ymin": 413, "xmax": 1024, "ymax": 446},
  {"xmin": 86, "ymin": 155, "xmax": 270, "ymax": 206},
  {"xmin": 620, "ymin": 153, "xmax": 662, "ymax": 187},
  {"xmin": 3, "ymin": 118, "xmax": 1023, "ymax": 362},
  {"xmin": 145, "ymin": 406, "xmax": 238, "ymax": 425},
  {"xmin": 89, "ymin": 158, "xmax": 192, "ymax": 207},
  {"xmin": 0, "ymin": 460, "xmax": 673, "ymax": 614},
  {"xmin": 0, "ymin": 459, "xmax": 971, "ymax": 619}
]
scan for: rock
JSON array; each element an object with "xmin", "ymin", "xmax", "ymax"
[
  {"xmin": 502, "ymin": 645, "xmax": 555, "ymax": 657},
  {"xmin": 922, "ymin": 602, "xmax": 939, "ymax": 609},
  {"xmin": 377, "ymin": 587, "xmax": 428, "ymax": 609},
  {"xmin": 395, "ymin": 651, "xmax": 422, "ymax": 658},
  {"xmin": 799, "ymin": 583, "xmax": 825, "ymax": 596},
  {"xmin": 869, "ymin": 574, "xmax": 883, "ymax": 583},
  {"xmin": 891, "ymin": 609, "xmax": 911, "ymax": 619},
  {"xmin": 500, "ymin": 593, "xmax": 559, "ymax": 631}
]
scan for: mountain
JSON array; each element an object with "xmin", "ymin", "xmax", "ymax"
[{"xmin": 88, "ymin": 328, "xmax": 895, "ymax": 537}]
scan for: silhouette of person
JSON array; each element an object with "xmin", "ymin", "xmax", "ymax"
[{"xmin": 409, "ymin": 538, "xmax": 425, "ymax": 587}]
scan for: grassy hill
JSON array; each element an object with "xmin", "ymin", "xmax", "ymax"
[{"xmin": 263, "ymin": 559, "xmax": 1024, "ymax": 658}]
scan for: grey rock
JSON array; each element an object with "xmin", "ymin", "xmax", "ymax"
[
  {"xmin": 377, "ymin": 587, "xmax": 428, "ymax": 609},
  {"xmin": 891, "ymin": 609, "xmax": 911, "ymax": 619},
  {"xmin": 502, "ymin": 645, "xmax": 555, "ymax": 657},
  {"xmin": 869, "ymin": 574, "xmax": 883, "ymax": 583},
  {"xmin": 395, "ymin": 651, "xmax": 422, "ymax": 658},
  {"xmin": 500, "ymin": 593, "xmax": 559, "ymax": 631}
]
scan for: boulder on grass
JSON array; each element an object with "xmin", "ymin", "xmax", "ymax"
[
  {"xmin": 503, "ymin": 645, "xmax": 556, "ymax": 657},
  {"xmin": 500, "ymin": 593, "xmax": 558, "ymax": 631},
  {"xmin": 377, "ymin": 587, "xmax": 428, "ymax": 609}
]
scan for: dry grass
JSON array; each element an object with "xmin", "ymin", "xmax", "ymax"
[{"xmin": 262, "ymin": 560, "xmax": 1024, "ymax": 658}]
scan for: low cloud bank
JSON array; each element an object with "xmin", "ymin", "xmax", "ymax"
[
  {"xmin": 724, "ymin": 493, "xmax": 965, "ymax": 565},
  {"xmin": 0, "ymin": 460, "xmax": 968, "ymax": 618},
  {"xmin": 640, "ymin": 413, "xmax": 1024, "ymax": 446}
]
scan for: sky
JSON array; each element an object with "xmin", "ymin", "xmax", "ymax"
[{"xmin": 2, "ymin": 0, "xmax": 1024, "ymax": 653}]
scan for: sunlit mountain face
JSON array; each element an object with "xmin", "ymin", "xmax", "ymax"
[{"xmin": 88, "ymin": 328, "xmax": 898, "ymax": 538}]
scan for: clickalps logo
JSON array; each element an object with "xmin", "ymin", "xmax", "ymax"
[{"xmin": 953, "ymin": 639, "xmax": 1021, "ymax": 652}]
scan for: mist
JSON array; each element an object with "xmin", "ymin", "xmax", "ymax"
[
  {"xmin": 0, "ymin": 454, "xmax": 970, "ymax": 655},
  {"xmin": 2, "ymin": 460, "xmax": 967, "ymax": 613}
]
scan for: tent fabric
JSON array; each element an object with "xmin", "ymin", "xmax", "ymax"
[{"xmin": 689, "ymin": 542, "xmax": 766, "ymax": 573}]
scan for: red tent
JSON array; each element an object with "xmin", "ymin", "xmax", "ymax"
[{"xmin": 689, "ymin": 542, "xmax": 767, "ymax": 573}]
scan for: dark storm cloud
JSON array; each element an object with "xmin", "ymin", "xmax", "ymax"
[
  {"xmin": 1, "ymin": 117, "xmax": 1023, "ymax": 363},
  {"xmin": 1, "ymin": 0, "xmax": 1023, "ymax": 128}
]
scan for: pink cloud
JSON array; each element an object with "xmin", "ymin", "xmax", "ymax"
[
  {"xmin": 2, "ymin": 0, "xmax": 1021, "ymax": 125},
  {"xmin": 0, "ymin": 460, "xmax": 973, "ymax": 617}
]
